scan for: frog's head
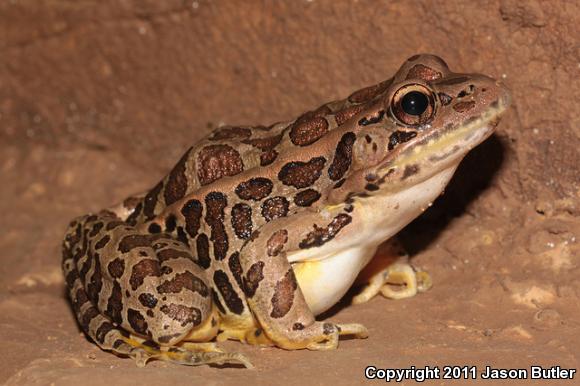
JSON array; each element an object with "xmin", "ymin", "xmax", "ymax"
[{"xmin": 337, "ymin": 54, "xmax": 510, "ymax": 200}]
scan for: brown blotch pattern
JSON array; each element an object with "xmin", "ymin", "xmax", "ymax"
[
  {"xmin": 261, "ymin": 196, "xmax": 289, "ymax": 222},
  {"xmin": 292, "ymin": 322, "xmax": 304, "ymax": 331},
  {"xmin": 143, "ymin": 181, "xmax": 163, "ymax": 220},
  {"xmin": 289, "ymin": 116, "xmax": 329, "ymax": 146},
  {"xmin": 197, "ymin": 144, "xmax": 244, "ymax": 186},
  {"xmin": 348, "ymin": 80, "xmax": 391, "ymax": 104},
  {"xmin": 453, "ymin": 101, "xmax": 476, "ymax": 113},
  {"xmin": 95, "ymin": 322, "xmax": 115, "ymax": 344},
  {"xmin": 213, "ymin": 270, "xmax": 244, "ymax": 315},
  {"xmin": 160, "ymin": 304, "xmax": 202, "ymax": 327},
  {"xmin": 129, "ymin": 259, "xmax": 161, "ymax": 291},
  {"xmin": 242, "ymin": 134, "xmax": 283, "ymax": 166},
  {"xmin": 278, "ymin": 156, "xmax": 326, "ymax": 188},
  {"xmin": 138, "ymin": 293, "xmax": 158, "ymax": 308},
  {"xmin": 164, "ymin": 214, "xmax": 176, "ymax": 233},
  {"xmin": 270, "ymin": 269, "xmax": 298, "ymax": 318},
  {"xmin": 104, "ymin": 281, "xmax": 123, "ymax": 324},
  {"xmin": 388, "ymin": 130, "xmax": 418, "ymax": 151},
  {"xmin": 209, "ymin": 126, "xmax": 252, "ymax": 141},
  {"xmin": 127, "ymin": 308, "xmax": 149, "ymax": 336},
  {"xmin": 243, "ymin": 261, "xmax": 265, "ymax": 298},
  {"xmin": 164, "ymin": 147, "xmax": 191, "ymax": 205},
  {"xmin": 94, "ymin": 235, "xmax": 110, "ymax": 250},
  {"xmin": 242, "ymin": 133, "xmax": 283, "ymax": 151},
  {"xmin": 228, "ymin": 252, "xmax": 244, "ymax": 289},
  {"xmin": 86, "ymin": 259, "xmax": 103, "ymax": 303},
  {"xmin": 328, "ymin": 132, "xmax": 356, "ymax": 181},
  {"xmin": 260, "ymin": 149, "xmax": 279, "ymax": 166},
  {"xmin": 107, "ymin": 258, "xmax": 125, "ymax": 279},
  {"xmin": 334, "ymin": 104, "xmax": 366, "ymax": 126},
  {"xmin": 267, "ymin": 229, "xmax": 288, "ymax": 257},
  {"xmin": 211, "ymin": 288, "xmax": 226, "ymax": 314},
  {"xmin": 294, "ymin": 189, "xmax": 321, "ymax": 207},
  {"xmin": 235, "ymin": 177, "xmax": 273, "ymax": 201},
  {"xmin": 231, "ymin": 203, "xmax": 253, "ymax": 240},
  {"xmin": 157, "ymin": 248, "xmax": 191, "ymax": 263},
  {"xmin": 205, "ymin": 192, "xmax": 228, "ymax": 261},
  {"xmin": 181, "ymin": 199, "xmax": 203, "ymax": 238},
  {"xmin": 195, "ymin": 234, "xmax": 211, "ymax": 269},
  {"xmin": 88, "ymin": 222, "xmax": 104, "ymax": 237},
  {"xmin": 402, "ymin": 164, "xmax": 420, "ymax": 179},
  {"xmin": 157, "ymin": 271, "xmax": 209, "ymax": 297},
  {"xmin": 118, "ymin": 234, "xmax": 156, "ymax": 253},
  {"xmin": 299, "ymin": 213, "xmax": 353, "ymax": 249},
  {"xmin": 148, "ymin": 223, "xmax": 162, "ymax": 234},
  {"xmin": 406, "ymin": 64, "xmax": 442, "ymax": 81},
  {"xmin": 81, "ymin": 307, "xmax": 99, "ymax": 332}
]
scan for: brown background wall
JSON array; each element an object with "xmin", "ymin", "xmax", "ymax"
[{"xmin": 1, "ymin": 1, "xmax": 578, "ymax": 385}]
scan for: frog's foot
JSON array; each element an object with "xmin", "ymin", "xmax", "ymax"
[
  {"xmin": 306, "ymin": 322, "xmax": 369, "ymax": 350},
  {"xmin": 116, "ymin": 335, "xmax": 253, "ymax": 369},
  {"xmin": 265, "ymin": 321, "xmax": 368, "ymax": 351},
  {"xmin": 353, "ymin": 262, "xmax": 432, "ymax": 304}
]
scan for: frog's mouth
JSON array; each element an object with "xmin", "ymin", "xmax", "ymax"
[{"xmin": 378, "ymin": 92, "xmax": 510, "ymax": 190}]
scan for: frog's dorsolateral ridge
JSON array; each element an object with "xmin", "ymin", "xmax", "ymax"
[{"xmin": 62, "ymin": 54, "xmax": 510, "ymax": 368}]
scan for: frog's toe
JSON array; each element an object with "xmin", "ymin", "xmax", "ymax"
[
  {"xmin": 120, "ymin": 337, "xmax": 253, "ymax": 368},
  {"xmin": 305, "ymin": 334, "xmax": 339, "ymax": 351},
  {"xmin": 336, "ymin": 323, "xmax": 369, "ymax": 339},
  {"xmin": 165, "ymin": 348, "xmax": 254, "ymax": 369},
  {"xmin": 380, "ymin": 263, "xmax": 432, "ymax": 300},
  {"xmin": 352, "ymin": 276, "xmax": 384, "ymax": 304},
  {"xmin": 304, "ymin": 322, "xmax": 368, "ymax": 351},
  {"xmin": 354, "ymin": 262, "xmax": 432, "ymax": 303},
  {"xmin": 415, "ymin": 269, "xmax": 433, "ymax": 293}
]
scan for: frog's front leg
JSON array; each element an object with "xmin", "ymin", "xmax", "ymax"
[
  {"xmin": 353, "ymin": 239, "xmax": 432, "ymax": 304},
  {"xmin": 239, "ymin": 209, "xmax": 368, "ymax": 351}
]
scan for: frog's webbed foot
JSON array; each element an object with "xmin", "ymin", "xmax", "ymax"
[
  {"xmin": 353, "ymin": 261, "xmax": 432, "ymax": 304},
  {"xmin": 121, "ymin": 338, "xmax": 253, "ymax": 369},
  {"xmin": 262, "ymin": 321, "xmax": 368, "ymax": 351},
  {"xmin": 305, "ymin": 322, "xmax": 369, "ymax": 351}
]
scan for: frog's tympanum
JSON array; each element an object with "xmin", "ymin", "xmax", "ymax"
[{"xmin": 62, "ymin": 55, "xmax": 510, "ymax": 368}]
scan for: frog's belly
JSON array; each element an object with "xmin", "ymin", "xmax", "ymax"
[{"xmin": 292, "ymin": 245, "xmax": 377, "ymax": 316}]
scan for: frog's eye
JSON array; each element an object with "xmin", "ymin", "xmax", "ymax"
[{"xmin": 390, "ymin": 84, "xmax": 435, "ymax": 126}]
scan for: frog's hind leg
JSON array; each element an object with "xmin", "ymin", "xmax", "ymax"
[
  {"xmin": 62, "ymin": 215, "xmax": 252, "ymax": 368},
  {"xmin": 352, "ymin": 239, "xmax": 432, "ymax": 304}
]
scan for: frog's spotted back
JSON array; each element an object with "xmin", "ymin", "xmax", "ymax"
[{"xmin": 62, "ymin": 54, "xmax": 509, "ymax": 368}]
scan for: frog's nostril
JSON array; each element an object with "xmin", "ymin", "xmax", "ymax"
[{"xmin": 457, "ymin": 84, "xmax": 476, "ymax": 98}]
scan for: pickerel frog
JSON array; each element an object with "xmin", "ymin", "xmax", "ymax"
[{"xmin": 62, "ymin": 54, "xmax": 510, "ymax": 368}]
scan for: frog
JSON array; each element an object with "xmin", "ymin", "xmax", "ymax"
[{"xmin": 62, "ymin": 54, "xmax": 510, "ymax": 368}]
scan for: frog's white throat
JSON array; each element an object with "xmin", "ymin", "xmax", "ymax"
[{"xmin": 293, "ymin": 165, "xmax": 458, "ymax": 315}]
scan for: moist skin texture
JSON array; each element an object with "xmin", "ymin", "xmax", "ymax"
[{"xmin": 61, "ymin": 54, "xmax": 509, "ymax": 368}]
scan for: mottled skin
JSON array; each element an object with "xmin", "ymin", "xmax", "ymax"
[{"xmin": 62, "ymin": 54, "xmax": 510, "ymax": 367}]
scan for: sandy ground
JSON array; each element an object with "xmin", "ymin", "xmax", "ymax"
[{"xmin": 1, "ymin": 1, "xmax": 579, "ymax": 385}]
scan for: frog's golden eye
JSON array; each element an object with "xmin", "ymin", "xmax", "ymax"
[{"xmin": 390, "ymin": 84, "xmax": 435, "ymax": 126}]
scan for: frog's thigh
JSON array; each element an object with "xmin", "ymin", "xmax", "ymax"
[
  {"xmin": 63, "ymin": 215, "xmax": 251, "ymax": 368},
  {"xmin": 353, "ymin": 239, "xmax": 432, "ymax": 304},
  {"xmin": 239, "ymin": 210, "xmax": 368, "ymax": 351}
]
